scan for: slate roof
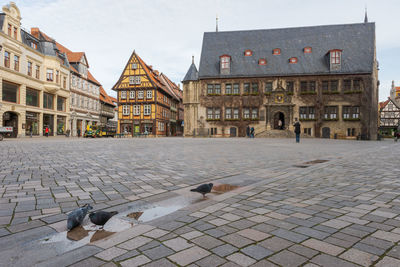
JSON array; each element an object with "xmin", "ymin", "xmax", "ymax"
[
  {"xmin": 182, "ymin": 62, "xmax": 198, "ymax": 82},
  {"xmin": 198, "ymin": 23, "xmax": 375, "ymax": 79}
]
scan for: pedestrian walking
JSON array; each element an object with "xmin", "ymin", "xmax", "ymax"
[
  {"xmin": 29, "ymin": 126, "xmax": 33, "ymax": 138},
  {"xmin": 246, "ymin": 126, "xmax": 250, "ymax": 138},
  {"xmin": 250, "ymin": 127, "xmax": 255, "ymax": 138},
  {"xmin": 77, "ymin": 128, "xmax": 81, "ymax": 138},
  {"xmin": 293, "ymin": 118, "xmax": 301, "ymax": 143},
  {"xmin": 45, "ymin": 126, "xmax": 49, "ymax": 137}
]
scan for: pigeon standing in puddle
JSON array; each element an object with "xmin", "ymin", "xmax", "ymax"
[
  {"xmin": 89, "ymin": 211, "xmax": 118, "ymax": 228},
  {"xmin": 190, "ymin": 183, "xmax": 213, "ymax": 198},
  {"xmin": 67, "ymin": 204, "xmax": 93, "ymax": 230}
]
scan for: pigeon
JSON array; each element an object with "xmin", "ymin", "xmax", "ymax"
[
  {"xmin": 89, "ymin": 211, "xmax": 118, "ymax": 227},
  {"xmin": 190, "ymin": 183, "xmax": 213, "ymax": 198},
  {"xmin": 67, "ymin": 204, "xmax": 93, "ymax": 230}
]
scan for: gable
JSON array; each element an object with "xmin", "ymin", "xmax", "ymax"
[{"xmin": 112, "ymin": 52, "xmax": 154, "ymax": 90}]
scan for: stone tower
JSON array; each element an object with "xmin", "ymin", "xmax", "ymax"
[{"xmin": 182, "ymin": 56, "xmax": 200, "ymax": 136}]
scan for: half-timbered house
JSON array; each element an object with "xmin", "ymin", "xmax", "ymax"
[
  {"xmin": 379, "ymin": 97, "xmax": 400, "ymax": 137},
  {"xmin": 112, "ymin": 51, "xmax": 183, "ymax": 136}
]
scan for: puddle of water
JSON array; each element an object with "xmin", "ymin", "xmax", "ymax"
[
  {"xmin": 212, "ymin": 184, "xmax": 240, "ymax": 193},
  {"xmin": 126, "ymin": 204, "xmax": 184, "ymax": 222},
  {"xmin": 90, "ymin": 230, "xmax": 115, "ymax": 242},
  {"xmin": 66, "ymin": 225, "xmax": 89, "ymax": 241},
  {"xmin": 304, "ymin": 159, "xmax": 329, "ymax": 164}
]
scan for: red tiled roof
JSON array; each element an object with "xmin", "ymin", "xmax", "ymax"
[
  {"xmin": 99, "ymin": 86, "xmax": 116, "ymax": 106},
  {"xmin": 87, "ymin": 71, "xmax": 101, "ymax": 86},
  {"xmin": 380, "ymin": 99, "xmax": 390, "ymax": 109},
  {"xmin": 396, "ymin": 86, "xmax": 400, "ymax": 92}
]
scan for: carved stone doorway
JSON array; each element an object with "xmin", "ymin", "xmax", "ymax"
[{"xmin": 273, "ymin": 112, "xmax": 285, "ymax": 130}]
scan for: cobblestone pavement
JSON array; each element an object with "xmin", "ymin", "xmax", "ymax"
[{"xmin": 0, "ymin": 137, "xmax": 399, "ymax": 266}]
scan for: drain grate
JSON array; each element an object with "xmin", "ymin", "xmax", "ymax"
[{"xmin": 293, "ymin": 165, "xmax": 309, "ymax": 168}]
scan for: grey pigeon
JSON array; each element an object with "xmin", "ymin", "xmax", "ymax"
[
  {"xmin": 89, "ymin": 211, "xmax": 118, "ymax": 227},
  {"xmin": 67, "ymin": 204, "xmax": 93, "ymax": 230},
  {"xmin": 190, "ymin": 183, "xmax": 213, "ymax": 198}
]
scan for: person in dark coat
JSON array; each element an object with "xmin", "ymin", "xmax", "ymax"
[
  {"xmin": 250, "ymin": 127, "xmax": 255, "ymax": 138},
  {"xmin": 77, "ymin": 128, "xmax": 81, "ymax": 138},
  {"xmin": 246, "ymin": 126, "xmax": 250, "ymax": 138},
  {"xmin": 293, "ymin": 118, "xmax": 301, "ymax": 143}
]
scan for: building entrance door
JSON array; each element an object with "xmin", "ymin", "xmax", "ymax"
[
  {"xmin": 273, "ymin": 112, "xmax": 285, "ymax": 130},
  {"xmin": 3, "ymin": 112, "xmax": 18, "ymax": 137},
  {"xmin": 43, "ymin": 114, "xmax": 54, "ymax": 136},
  {"xmin": 322, "ymin": 127, "xmax": 330, "ymax": 138},
  {"xmin": 230, "ymin": 127, "xmax": 237, "ymax": 137}
]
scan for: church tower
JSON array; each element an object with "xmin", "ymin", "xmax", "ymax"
[{"xmin": 182, "ymin": 56, "xmax": 200, "ymax": 136}]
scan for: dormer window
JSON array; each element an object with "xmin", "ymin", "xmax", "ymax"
[
  {"xmin": 304, "ymin": 47, "xmax": 312, "ymax": 53},
  {"xmin": 258, "ymin": 59, "xmax": 267, "ymax": 65},
  {"xmin": 244, "ymin": 50, "xmax": 253, "ymax": 56},
  {"xmin": 273, "ymin": 48, "xmax": 281, "ymax": 55},
  {"xmin": 329, "ymin": 49, "xmax": 342, "ymax": 71},
  {"xmin": 289, "ymin": 57, "xmax": 298, "ymax": 64},
  {"xmin": 220, "ymin": 55, "xmax": 231, "ymax": 75}
]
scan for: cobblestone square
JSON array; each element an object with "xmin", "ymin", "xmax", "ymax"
[{"xmin": 0, "ymin": 137, "xmax": 399, "ymax": 266}]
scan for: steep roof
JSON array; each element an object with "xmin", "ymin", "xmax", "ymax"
[
  {"xmin": 87, "ymin": 71, "xmax": 101, "ymax": 86},
  {"xmin": 99, "ymin": 87, "xmax": 116, "ymax": 107},
  {"xmin": 199, "ymin": 23, "xmax": 375, "ymax": 79},
  {"xmin": 183, "ymin": 62, "xmax": 198, "ymax": 82},
  {"xmin": 159, "ymin": 73, "xmax": 181, "ymax": 101},
  {"xmin": 380, "ymin": 99, "xmax": 390, "ymax": 110}
]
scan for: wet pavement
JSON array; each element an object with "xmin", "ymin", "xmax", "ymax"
[{"xmin": 0, "ymin": 137, "xmax": 400, "ymax": 266}]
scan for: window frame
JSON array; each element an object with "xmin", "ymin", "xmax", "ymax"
[
  {"xmin": 146, "ymin": 90, "xmax": 152, "ymax": 99},
  {"xmin": 144, "ymin": 104, "xmax": 151, "ymax": 115},
  {"xmin": 14, "ymin": 55, "xmax": 19, "ymax": 71},
  {"xmin": 122, "ymin": 105, "xmax": 130, "ymax": 116},
  {"xmin": 138, "ymin": 90, "xmax": 144, "ymax": 99},
  {"xmin": 129, "ymin": 90, "xmax": 135, "ymax": 99},
  {"xmin": 121, "ymin": 90, "xmax": 127, "ymax": 99},
  {"xmin": 4, "ymin": 51, "xmax": 10, "ymax": 68}
]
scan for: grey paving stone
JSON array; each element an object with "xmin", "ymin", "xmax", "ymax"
[
  {"xmin": 142, "ymin": 258, "xmax": 177, "ymax": 267},
  {"xmin": 288, "ymin": 244, "xmax": 319, "ymax": 259},
  {"xmin": 196, "ymin": 254, "xmax": 226, "ymax": 267},
  {"xmin": 241, "ymin": 244, "xmax": 274, "ymax": 260},
  {"xmin": 113, "ymin": 250, "xmax": 140, "ymax": 262},
  {"xmin": 211, "ymin": 244, "xmax": 239, "ymax": 257},
  {"xmin": 142, "ymin": 245, "xmax": 175, "ymax": 260},
  {"xmin": 191, "ymin": 235, "xmax": 224, "ymax": 249},
  {"xmin": 311, "ymin": 254, "xmax": 360, "ymax": 267},
  {"xmin": 259, "ymin": 236, "xmax": 293, "ymax": 252},
  {"xmin": 270, "ymin": 228, "xmax": 308, "ymax": 243},
  {"xmin": 293, "ymin": 226, "xmax": 330, "ymax": 240},
  {"xmin": 269, "ymin": 250, "xmax": 308, "ymax": 267}
]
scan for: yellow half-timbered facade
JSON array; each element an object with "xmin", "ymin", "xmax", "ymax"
[{"xmin": 112, "ymin": 51, "xmax": 183, "ymax": 136}]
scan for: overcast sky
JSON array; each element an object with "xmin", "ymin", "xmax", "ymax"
[{"xmin": 13, "ymin": 0, "xmax": 400, "ymax": 101}]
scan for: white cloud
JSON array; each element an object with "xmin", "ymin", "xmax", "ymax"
[{"xmin": 13, "ymin": 0, "xmax": 400, "ymax": 100}]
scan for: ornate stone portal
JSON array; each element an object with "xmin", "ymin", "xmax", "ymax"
[{"xmin": 265, "ymin": 83, "xmax": 295, "ymax": 131}]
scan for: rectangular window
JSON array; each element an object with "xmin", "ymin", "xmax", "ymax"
[
  {"xmin": 352, "ymin": 106, "xmax": 360, "ymax": 119},
  {"xmin": 13, "ymin": 27, "xmax": 17, "ymax": 39},
  {"xmin": 265, "ymin": 82, "xmax": 273, "ymax": 93},
  {"xmin": 233, "ymin": 83, "xmax": 240, "ymax": 94},
  {"xmin": 14, "ymin": 55, "xmax": 19, "ymax": 71},
  {"xmin": 331, "ymin": 51, "xmax": 341, "ymax": 64},
  {"xmin": 344, "ymin": 80, "xmax": 351, "ymax": 91},
  {"xmin": 215, "ymin": 84, "xmax": 221, "ymax": 95},
  {"xmin": 27, "ymin": 61, "xmax": 32, "ymax": 76},
  {"xmin": 133, "ymin": 105, "xmax": 140, "ymax": 115},
  {"xmin": 251, "ymin": 83, "xmax": 258, "ymax": 94},
  {"xmin": 331, "ymin": 80, "xmax": 338, "ymax": 92},
  {"xmin": 299, "ymin": 106, "xmax": 315, "ymax": 120},
  {"xmin": 233, "ymin": 108, "xmax": 239, "ymax": 119},
  {"xmin": 63, "ymin": 77, "xmax": 67, "ymax": 89},
  {"xmin": 286, "ymin": 81, "xmax": 294, "ymax": 93},
  {"xmin": 26, "ymin": 88, "xmax": 39, "ymax": 107},
  {"xmin": 243, "ymin": 108, "xmax": 250, "ymax": 118},
  {"xmin": 251, "ymin": 108, "xmax": 258, "ymax": 119},
  {"xmin": 144, "ymin": 104, "xmax": 151, "ymax": 115},
  {"xmin": 214, "ymin": 108, "xmax": 220, "ymax": 119},
  {"xmin": 8, "ymin": 24, "xmax": 11, "ymax": 36},
  {"xmin": 300, "ymin": 81, "xmax": 316, "ymax": 93},
  {"xmin": 46, "ymin": 69, "xmax": 53, "ymax": 81},
  {"xmin": 138, "ymin": 91, "xmax": 144, "ymax": 99},
  {"xmin": 343, "ymin": 106, "xmax": 350, "ymax": 119},
  {"xmin": 2, "ymin": 81, "xmax": 19, "ymax": 103},
  {"xmin": 309, "ymin": 81, "xmax": 316, "ymax": 92},
  {"xmin": 353, "ymin": 80, "xmax": 361, "ymax": 91},
  {"xmin": 324, "ymin": 106, "xmax": 338, "ymax": 120},
  {"xmin": 207, "ymin": 84, "xmax": 213, "ymax": 95},
  {"xmin": 300, "ymin": 81, "xmax": 307, "ymax": 92},
  {"xmin": 4, "ymin": 51, "xmax": 10, "ymax": 68},
  {"xmin": 225, "ymin": 108, "xmax": 232, "ymax": 119},
  {"xmin": 31, "ymin": 42, "xmax": 37, "ymax": 50},
  {"xmin": 244, "ymin": 83, "xmax": 250, "ymax": 94},
  {"xmin": 43, "ymin": 93, "xmax": 54, "ymax": 109},
  {"xmin": 57, "ymin": 96, "xmax": 66, "ymax": 111},
  {"xmin": 121, "ymin": 91, "xmax": 127, "ymax": 99},
  {"xmin": 129, "ymin": 90, "xmax": 135, "ymax": 99},
  {"xmin": 35, "ymin": 65, "xmax": 40, "ymax": 79},
  {"xmin": 225, "ymin": 84, "xmax": 232, "ymax": 95},
  {"xmin": 135, "ymin": 76, "xmax": 141, "ymax": 84},
  {"xmin": 129, "ymin": 76, "xmax": 135, "ymax": 85},
  {"xmin": 207, "ymin": 108, "xmax": 213, "ymax": 119},
  {"xmin": 122, "ymin": 105, "xmax": 130, "ymax": 115},
  {"xmin": 146, "ymin": 90, "xmax": 152, "ymax": 99}
]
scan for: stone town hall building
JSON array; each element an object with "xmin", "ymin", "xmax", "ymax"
[{"xmin": 183, "ymin": 21, "xmax": 379, "ymax": 140}]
